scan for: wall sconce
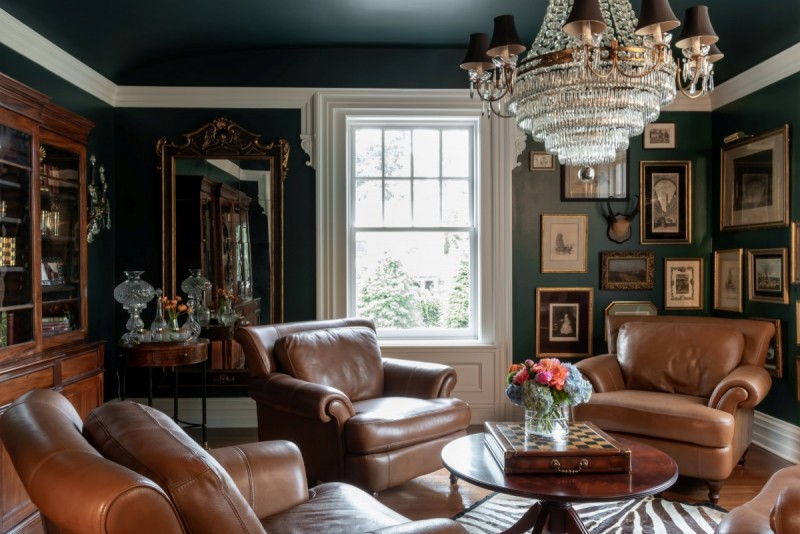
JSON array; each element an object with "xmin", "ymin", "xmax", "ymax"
[{"xmin": 87, "ymin": 154, "xmax": 110, "ymax": 243}]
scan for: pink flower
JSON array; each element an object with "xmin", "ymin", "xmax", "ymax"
[
  {"xmin": 534, "ymin": 371, "xmax": 552, "ymax": 384},
  {"xmin": 513, "ymin": 368, "xmax": 529, "ymax": 384}
]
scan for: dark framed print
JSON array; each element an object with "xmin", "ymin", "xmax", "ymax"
[
  {"xmin": 664, "ymin": 258, "xmax": 703, "ymax": 310},
  {"xmin": 540, "ymin": 214, "xmax": 587, "ymax": 273},
  {"xmin": 643, "ymin": 122, "xmax": 676, "ymax": 149},
  {"xmin": 713, "ymin": 248, "xmax": 743, "ymax": 312},
  {"xmin": 535, "ymin": 287, "xmax": 593, "ymax": 358},
  {"xmin": 640, "ymin": 161, "xmax": 691, "ymax": 244},
  {"xmin": 751, "ymin": 317, "xmax": 782, "ymax": 378},
  {"xmin": 721, "ymin": 125, "xmax": 789, "ymax": 231},
  {"xmin": 41, "ymin": 257, "xmax": 65, "ymax": 286},
  {"xmin": 600, "ymin": 251, "xmax": 655, "ymax": 290},
  {"xmin": 530, "ymin": 151, "xmax": 555, "ymax": 171},
  {"xmin": 748, "ymin": 248, "xmax": 788, "ymax": 304},
  {"xmin": 561, "ymin": 150, "xmax": 629, "ymax": 201}
]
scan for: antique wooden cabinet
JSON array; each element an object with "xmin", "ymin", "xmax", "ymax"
[{"xmin": 0, "ymin": 74, "xmax": 104, "ymax": 533}]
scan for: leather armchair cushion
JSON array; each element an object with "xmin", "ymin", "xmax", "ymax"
[
  {"xmin": 617, "ymin": 322, "xmax": 744, "ymax": 397},
  {"xmin": 573, "ymin": 390, "xmax": 735, "ymax": 447},
  {"xmin": 83, "ymin": 401, "xmax": 265, "ymax": 534},
  {"xmin": 346, "ymin": 397, "xmax": 471, "ymax": 454},
  {"xmin": 274, "ymin": 326, "xmax": 384, "ymax": 401}
]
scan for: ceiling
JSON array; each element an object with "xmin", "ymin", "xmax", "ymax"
[{"xmin": 1, "ymin": 0, "xmax": 798, "ymax": 87}]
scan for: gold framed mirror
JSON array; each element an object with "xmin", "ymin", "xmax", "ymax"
[{"xmin": 157, "ymin": 117, "xmax": 288, "ymax": 330}]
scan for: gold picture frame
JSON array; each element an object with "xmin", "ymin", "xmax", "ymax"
[
  {"xmin": 561, "ymin": 150, "xmax": 629, "ymax": 201},
  {"xmin": 643, "ymin": 122, "xmax": 676, "ymax": 150},
  {"xmin": 751, "ymin": 317, "xmax": 782, "ymax": 378},
  {"xmin": 535, "ymin": 287, "xmax": 593, "ymax": 358},
  {"xmin": 747, "ymin": 248, "xmax": 788, "ymax": 304},
  {"xmin": 530, "ymin": 151, "xmax": 555, "ymax": 171},
  {"xmin": 792, "ymin": 222, "xmax": 800, "ymax": 283},
  {"xmin": 600, "ymin": 251, "xmax": 655, "ymax": 290},
  {"xmin": 540, "ymin": 214, "xmax": 587, "ymax": 273},
  {"xmin": 720, "ymin": 125, "xmax": 789, "ymax": 231},
  {"xmin": 664, "ymin": 258, "xmax": 703, "ymax": 310},
  {"xmin": 713, "ymin": 248, "xmax": 743, "ymax": 312}
]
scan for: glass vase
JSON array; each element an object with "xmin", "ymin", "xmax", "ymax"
[
  {"xmin": 166, "ymin": 316, "xmax": 191, "ymax": 342},
  {"xmin": 218, "ymin": 298, "xmax": 238, "ymax": 326},
  {"xmin": 524, "ymin": 404, "xmax": 570, "ymax": 441},
  {"xmin": 113, "ymin": 270, "xmax": 155, "ymax": 345}
]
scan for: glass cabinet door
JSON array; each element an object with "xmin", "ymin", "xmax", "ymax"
[
  {"xmin": 0, "ymin": 123, "xmax": 34, "ymax": 348},
  {"xmin": 39, "ymin": 143, "xmax": 81, "ymax": 338}
]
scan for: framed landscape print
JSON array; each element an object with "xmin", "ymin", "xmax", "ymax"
[
  {"xmin": 643, "ymin": 122, "xmax": 676, "ymax": 149},
  {"xmin": 530, "ymin": 151, "xmax": 555, "ymax": 171},
  {"xmin": 748, "ymin": 248, "xmax": 788, "ymax": 303},
  {"xmin": 713, "ymin": 248, "xmax": 743, "ymax": 312},
  {"xmin": 751, "ymin": 317, "xmax": 782, "ymax": 378},
  {"xmin": 720, "ymin": 125, "xmax": 789, "ymax": 231},
  {"xmin": 540, "ymin": 214, "xmax": 587, "ymax": 273},
  {"xmin": 640, "ymin": 161, "xmax": 691, "ymax": 244},
  {"xmin": 561, "ymin": 150, "xmax": 629, "ymax": 201},
  {"xmin": 535, "ymin": 287, "xmax": 593, "ymax": 358},
  {"xmin": 600, "ymin": 251, "xmax": 655, "ymax": 290},
  {"xmin": 664, "ymin": 258, "xmax": 703, "ymax": 309}
]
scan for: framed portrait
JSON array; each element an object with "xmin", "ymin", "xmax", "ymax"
[
  {"xmin": 751, "ymin": 318, "xmax": 782, "ymax": 378},
  {"xmin": 640, "ymin": 161, "xmax": 691, "ymax": 244},
  {"xmin": 561, "ymin": 150, "xmax": 629, "ymax": 201},
  {"xmin": 540, "ymin": 214, "xmax": 587, "ymax": 273},
  {"xmin": 530, "ymin": 151, "xmax": 555, "ymax": 171},
  {"xmin": 792, "ymin": 222, "xmax": 800, "ymax": 283},
  {"xmin": 664, "ymin": 258, "xmax": 703, "ymax": 310},
  {"xmin": 643, "ymin": 122, "xmax": 676, "ymax": 150},
  {"xmin": 720, "ymin": 125, "xmax": 789, "ymax": 231},
  {"xmin": 41, "ymin": 257, "xmax": 65, "ymax": 286},
  {"xmin": 535, "ymin": 287, "xmax": 593, "ymax": 358},
  {"xmin": 747, "ymin": 248, "xmax": 788, "ymax": 303},
  {"xmin": 600, "ymin": 251, "xmax": 655, "ymax": 290},
  {"xmin": 713, "ymin": 248, "xmax": 743, "ymax": 312}
]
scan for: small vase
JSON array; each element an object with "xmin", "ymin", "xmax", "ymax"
[
  {"xmin": 524, "ymin": 404, "xmax": 570, "ymax": 441},
  {"xmin": 218, "ymin": 299, "xmax": 238, "ymax": 326},
  {"xmin": 166, "ymin": 316, "xmax": 191, "ymax": 342}
]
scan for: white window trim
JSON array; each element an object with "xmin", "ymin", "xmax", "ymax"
[{"xmin": 314, "ymin": 89, "xmax": 523, "ymax": 351}]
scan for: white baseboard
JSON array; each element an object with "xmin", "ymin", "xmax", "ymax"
[{"xmin": 753, "ymin": 410, "xmax": 800, "ymax": 465}]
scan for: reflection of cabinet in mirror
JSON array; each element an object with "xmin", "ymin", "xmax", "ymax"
[{"xmin": 176, "ymin": 176, "xmax": 260, "ymax": 374}]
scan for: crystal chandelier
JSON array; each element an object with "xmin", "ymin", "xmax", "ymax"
[{"xmin": 460, "ymin": 0, "xmax": 722, "ymax": 167}]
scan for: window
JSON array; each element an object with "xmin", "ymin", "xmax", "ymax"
[{"xmin": 347, "ymin": 118, "xmax": 479, "ymax": 339}]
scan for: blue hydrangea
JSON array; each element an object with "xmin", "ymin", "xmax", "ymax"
[{"xmin": 563, "ymin": 363, "xmax": 592, "ymax": 404}]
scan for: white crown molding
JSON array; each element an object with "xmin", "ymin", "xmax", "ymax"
[
  {"xmin": 0, "ymin": 9, "xmax": 117, "ymax": 105},
  {"xmin": 113, "ymin": 85, "xmax": 315, "ymax": 109},
  {"xmin": 711, "ymin": 42, "xmax": 800, "ymax": 110}
]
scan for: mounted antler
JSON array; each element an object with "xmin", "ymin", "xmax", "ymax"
[{"xmin": 601, "ymin": 196, "xmax": 640, "ymax": 244}]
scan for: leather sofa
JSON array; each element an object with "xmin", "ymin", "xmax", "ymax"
[
  {"xmin": 573, "ymin": 315, "xmax": 774, "ymax": 504},
  {"xmin": 716, "ymin": 465, "xmax": 800, "ymax": 534},
  {"xmin": 234, "ymin": 318, "xmax": 471, "ymax": 493},
  {"xmin": 0, "ymin": 389, "xmax": 466, "ymax": 534}
]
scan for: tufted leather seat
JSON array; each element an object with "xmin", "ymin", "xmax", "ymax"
[
  {"xmin": 574, "ymin": 315, "xmax": 773, "ymax": 505},
  {"xmin": 234, "ymin": 318, "xmax": 472, "ymax": 493},
  {"xmin": 0, "ymin": 389, "xmax": 466, "ymax": 534}
]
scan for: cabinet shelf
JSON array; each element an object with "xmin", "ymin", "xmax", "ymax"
[
  {"xmin": 0, "ymin": 216, "xmax": 23, "ymax": 225},
  {"xmin": 42, "ymin": 296, "xmax": 80, "ymax": 306},
  {"xmin": 0, "ymin": 158, "xmax": 32, "ymax": 173},
  {"xmin": 41, "ymin": 284, "xmax": 77, "ymax": 294},
  {"xmin": 0, "ymin": 177, "xmax": 23, "ymax": 189},
  {"xmin": 0, "ymin": 303, "xmax": 34, "ymax": 313}
]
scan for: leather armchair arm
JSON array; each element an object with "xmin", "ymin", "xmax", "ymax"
[
  {"xmin": 382, "ymin": 357, "xmax": 458, "ymax": 398},
  {"xmin": 708, "ymin": 364, "xmax": 772, "ymax": 413},
  {"xmin": 574, "ymin": 354, "xmax": 626, "ymax": 392},
  {"xmin": 772, "ymin": 486, "xmax": 800, "ymax": 534},
  {"xmin": 370, "ymin": 518, "xmax": 468, "ymax": 534},
  {"xmin": 249, "ymin": 373, "xmax": 355, "ymax": 423},
  {"xmin": 211, "ymin": 440, "xmax": 309, "ymax": 519}
]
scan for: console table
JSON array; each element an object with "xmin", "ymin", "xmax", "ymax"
[{"xmin": 118, "ymin": 338, "xmax": 210, "ymax": 447}]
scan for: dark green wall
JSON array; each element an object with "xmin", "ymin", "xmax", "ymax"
[
  {"xmin": 712, "ymin": 73, "xmax": 800, "ymax": 424},
  {"xmin": 513, "ymin": 111, "xmax": 713, "ymax": 361}
]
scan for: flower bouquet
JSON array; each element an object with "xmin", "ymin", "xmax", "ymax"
[{"xmin": 505, "ymin": 358, "xmax": 592, "ymax": 440}]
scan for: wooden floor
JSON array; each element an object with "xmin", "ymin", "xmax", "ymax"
[{"xmin": 201, "ymin": 426, "xmax": 794, "ymax": 521}]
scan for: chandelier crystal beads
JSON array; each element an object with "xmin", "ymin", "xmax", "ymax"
[{"xmin": 461, "ymin": 0, "xmax": 721, "ymax": 167}]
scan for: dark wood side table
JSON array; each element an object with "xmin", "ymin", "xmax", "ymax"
[
  {"xmin": 118, "ymin": 339, "xmax": 210, "ymax": 447},
  {"xmin": 442, "ymin": 432, "xmax": 678, "ymax": 534}
]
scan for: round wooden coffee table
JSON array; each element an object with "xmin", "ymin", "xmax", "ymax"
[{"xmin": 442, "ymin": 432, "xmax": 678, "ymax": 534}]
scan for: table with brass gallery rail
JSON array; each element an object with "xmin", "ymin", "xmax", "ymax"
[
  {"xmin": 118, "ymin": 338, "xmax": 210, "ymax": 446},
  {"xmin": 442, "ymin": 432, "xmax": 678, "ymax": 534}
]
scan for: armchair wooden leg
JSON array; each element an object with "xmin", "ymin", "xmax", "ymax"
[
  {"xmin": 449, "ymin": 472, "xmax": 459, "ymax": 486},
  {"xmin": 738, "ymin": 447, "xmax": 750, "ymax": 466},
  {"xmin": 706, "ymin": 480, "xmax": 723, "ymax": 505}
]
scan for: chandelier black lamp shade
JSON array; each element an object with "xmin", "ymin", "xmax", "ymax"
[{"xmin": 460, "ymin": 0, "xmax": 722, "ymax": 167}]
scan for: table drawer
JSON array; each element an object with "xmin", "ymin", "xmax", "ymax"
[
  {"xmin": 0, "ymin": 368, "xmax": 54, "ymax": 406},
  {"xmin": 61, "ymin": 350, "xmax": 101, "ymax": 382}
]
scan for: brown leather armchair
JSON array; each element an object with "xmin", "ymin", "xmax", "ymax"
[
  {"xmin": 234, "ymin": 318, "xmax": 472, "ymax": 493},
  {"xmin": 573, "ymin": 316, "xmax": 773, "ymax": 504},
  {"xmin": 716, "ymin": 465, "xmax": 800, "ymax": 534},
  {"xmin": 0, "ymin": 389, "xmax": 467, "ymax": 534}
]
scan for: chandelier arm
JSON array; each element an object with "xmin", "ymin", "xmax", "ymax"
[
  {"xmin": 475, "ymin": 79, "xmax": 510, "ymax": 104},
  {"xmin": 582, "ymin": 45, "xmax": 666, "ymax": 81},
  {"xmin": 488, "ymin": 100, "xmax": 516, "ymax": 119},
  {"xmin": 675, "ymin": 63, "xmax": 707, "ymax": 99}
]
